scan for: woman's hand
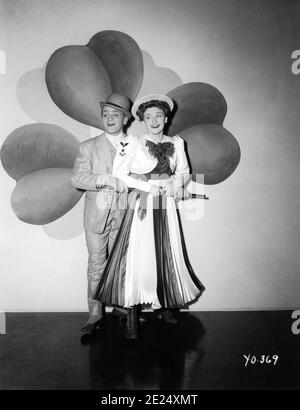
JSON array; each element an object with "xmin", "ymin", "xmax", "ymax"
[
  {"xmin": 162, "ymin": 183, "xmax": 190, "ymax": 200},
  {"xmin": 174, "ymin": 186, "xmax": 190, "ymax": 201},
  {"xmin": 162, "ymin": 183, "xmax": 174, "ymax": 197},
  {"xmin": 115, "ymin": 178, "xmax": 128, "ymax": 193},
  {"xmin": 150, "ymin": 185, "xmax": 161, "ymax": 197}
]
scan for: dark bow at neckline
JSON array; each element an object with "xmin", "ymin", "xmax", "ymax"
[{"xmin": 145, "ymin": 140, "xmax": 175, "ymax": 159}]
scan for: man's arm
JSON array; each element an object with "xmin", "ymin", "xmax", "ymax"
[{"xmin": 71, "ymin": 141, "xmax": 122, "ymax": 191}]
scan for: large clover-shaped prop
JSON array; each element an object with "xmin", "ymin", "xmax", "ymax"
[{"xmin": 1, "ymin": 30, "xmax": 240, "ymax": 225}]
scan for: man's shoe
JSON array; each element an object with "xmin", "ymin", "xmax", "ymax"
[
  {"xmin": 157, "ymin": 309, "xmax": 179, "ymax": 325},
  {"xmin": 81, "ymin": 317, "xmax": 104, "ymax": 334}
]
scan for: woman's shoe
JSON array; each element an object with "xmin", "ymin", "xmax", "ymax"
[
  {"xmin": 81, "ymin": 317, "xmax": 104, "ymax": 334},
  {"xmin": 138, "ymin": 313, "xmax": 148, "ymax": 324},
  {"xmin": 157, "ymin": 309, "xmax": 179, "ymax": 325},
  {"xmin": 112, "ymin": 307, "xmax": 147, "ymax": 326},
  {"xmin": 112, "ymin": 308, "xmax": 128, "ymax": 326},
  {"xmin": 124, "ymin": 306, "xmax": 138, "ymax": 339}
]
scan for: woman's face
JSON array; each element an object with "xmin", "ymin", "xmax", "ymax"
[{"xmin": 143, "ymin": 107, "xmax": 167, "ymax": 135}]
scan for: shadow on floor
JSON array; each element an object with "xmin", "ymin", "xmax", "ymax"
[
  {"xmin": 1, "ymin": 311, "xmax": 300, "ymax": 389},
  {"xmin": 83, "ymin": 313, "xmax": 205, "ymax": 390}
]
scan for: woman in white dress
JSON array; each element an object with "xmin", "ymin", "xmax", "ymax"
[{"xmin": 93, "ymin": 94, "xmax": 205, "ymax": 339}]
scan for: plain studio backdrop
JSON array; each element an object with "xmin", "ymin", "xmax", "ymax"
[{"xmin": 0, "ymin": 0, "xmax": 299, "ymax": 312}]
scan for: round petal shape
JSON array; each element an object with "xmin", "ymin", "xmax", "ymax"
[
  {"xmin": 46, "ymin": 46, "xmax": 112, "ymax": 128},
  {"xmin": 180, "ymin": 124, "xmax": 241, "ymax": 184},
  {"xmin": 167, "ymin": 82, "xmax": 227, "ymax": 135},
  {"xmin": 88, "ymin": 30, "xmax": 143, "ymax": 101},
  {"xmin": 11, "ymin": 168, "xmax": 83, "ymax": 224},
  {"xmin": 1, "ymin": 123, "xmax": 79, "ymax": 180}
]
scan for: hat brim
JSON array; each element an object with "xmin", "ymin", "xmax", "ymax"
[
  {"xmin": 131, "ymin": 94, "xmax": 174, "ymax": 120},
  {"xmin": 99, "ymin": 102, "xmax": 132, "ymax": 119}
]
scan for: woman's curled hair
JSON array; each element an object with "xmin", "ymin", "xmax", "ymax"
[{"xmin": 136, "ymin": 100, "xmax": 171, "ymax": 121}]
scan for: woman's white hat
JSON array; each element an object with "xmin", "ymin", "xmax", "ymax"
[{"xmin": 131, "ymin": 94, "xmax": 174, "ymax": 120}]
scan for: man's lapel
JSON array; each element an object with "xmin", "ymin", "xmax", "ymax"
[{"xmin": 94, "ymin": 133, "xmax": 113, "ymax": 173}]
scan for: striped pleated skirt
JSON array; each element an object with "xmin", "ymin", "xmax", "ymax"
[{"xmin": 93, "ymin": 190, "xmax": 205, "ymax": 309}]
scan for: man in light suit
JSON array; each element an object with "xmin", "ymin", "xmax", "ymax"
[{"xmin": 71, "ymin": 93, "xmax": 137, "ymax": 333}]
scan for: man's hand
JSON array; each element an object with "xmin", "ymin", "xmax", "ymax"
[
  {"xmin": 115, "ymin": 178, "xmax": 128, "ymax": 193},
  {"xmin": 162, "ymin": 182, "xmax": 174, "ymax": 197},
  {"xmin": 96, "ymin": 175, "xmax": 128, "ymax": 192}
]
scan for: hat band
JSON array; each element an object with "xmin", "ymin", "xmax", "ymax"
[{"xmin": 104, "ymin": 101, "xmax": 128, "ymax": 112}]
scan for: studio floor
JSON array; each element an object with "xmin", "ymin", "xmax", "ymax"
[{"xmin": 0, "ymin": 311, "xmax": 299, "ymax": 390}]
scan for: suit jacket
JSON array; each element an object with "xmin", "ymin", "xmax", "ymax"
[{"xmin": 71, "ymin": 133, "xmax": 136, "ymax": 233}]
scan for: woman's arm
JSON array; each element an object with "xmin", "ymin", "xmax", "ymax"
[
  {"xmin": 173, "ymin": 135, "xmax": 191, "ymax": 187},
  {"xmin": 114, "ymin": 146, "xmax": 153, "ymax": 193},
  {"xmin": 162, "ymin": 136, "xmax": 191, "ymax": 198},
  {"xmin": 115, "ymin": 169, "xmax": 152, "ymax": 193}
]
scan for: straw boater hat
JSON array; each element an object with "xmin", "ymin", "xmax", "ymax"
[
  {"xmin": 131, "ymin": 94, "xmax": 174, "ymax": 120},
  {"xmin": 99, "ymin": 93, "xmax": 132, "ymax": 119}
]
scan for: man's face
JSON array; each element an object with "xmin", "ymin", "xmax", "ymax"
[{"xmin": 102, "ymin": 105, "xmax": 128, "ymax": 135}]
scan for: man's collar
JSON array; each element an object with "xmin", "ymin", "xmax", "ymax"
[{"xmin": 104, "ymin": 131, "xmax": 125, "ymax": 139}]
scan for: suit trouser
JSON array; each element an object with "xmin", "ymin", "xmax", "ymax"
[{"xmin": 85, "ymin": 209, "xmax": 123, "ymax": 317}]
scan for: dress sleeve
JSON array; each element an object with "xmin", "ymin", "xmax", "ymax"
[
  {"xmin": 172, "ymin": 135, "xmax": 191, "ymax": 188},
  {"xmin": 114, "ymin": 146, "xmax": 152, "ymax": 193},
  {"xmin": 174, "ymin": 135, "xmax": 190, "ymax": 175}
]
